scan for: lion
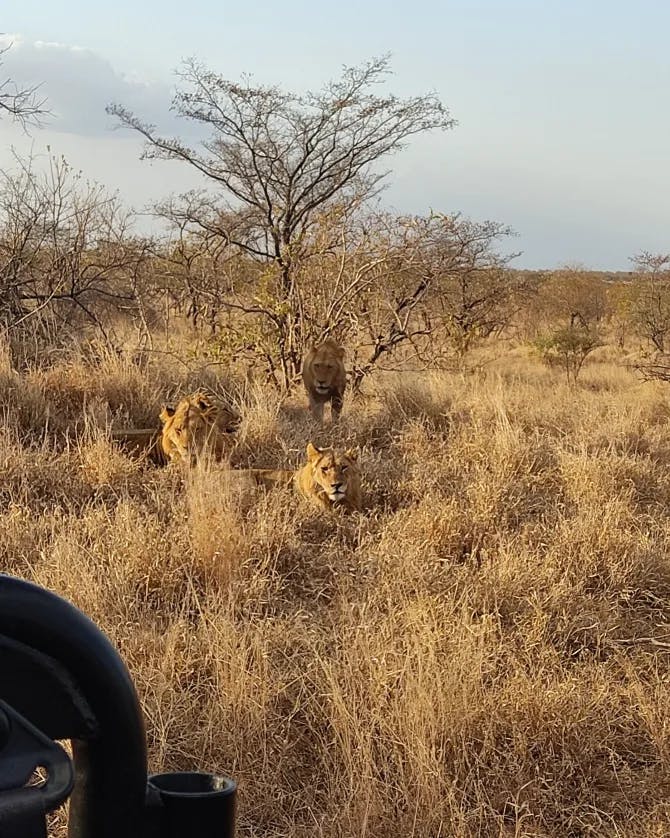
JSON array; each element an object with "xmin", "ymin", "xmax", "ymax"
[
  {"xmin": 110, "ymin": 427, "xmax": 165, "ymax": 464},
  {"xmin": 302, "ymin": 338, "xmax": 347, "ymax": 423},
  {"xmin": 234, "ymin": 442, "xmax": 361, "ymax": 512},
  {"xmin": 294, "ymin": 442, "xmax": 361, "ymax": 511},
  {"xmin": 159, "ymin": 391, "xmax": 240, "ymax": 464}
]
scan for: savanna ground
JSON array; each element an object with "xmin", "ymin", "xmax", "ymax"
[{"xmin": 3, "ymin": 336, "xmax": 670, "ymax": 838}]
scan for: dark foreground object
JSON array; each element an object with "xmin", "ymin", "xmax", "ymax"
[{"xmin": 0, "ymin": 574, "xmax": 236, "ymax": 837}]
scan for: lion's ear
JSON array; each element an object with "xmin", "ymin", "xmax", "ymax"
[
  {"xmin": 306, "ymin": 442, "xmax": 322, "ymax": 461},
  {"xmin": 159, "ymin": 405, "xmax": 175, "ymax": 424},
  {"xmin": 344, "ymin": 448, "xmax": 358, "ymax": 462}
]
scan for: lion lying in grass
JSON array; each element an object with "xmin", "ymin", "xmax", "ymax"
[
  {"xmin": 110, "ymin": 427, "xmax": 165, "ymax": 464},
  {"xmin": 159, "ymin": 391, "xmax": 240, "ymax": 463},
  {"xmin": 243, "ymin": 442, "xmax": 361, "ymax": 512}
]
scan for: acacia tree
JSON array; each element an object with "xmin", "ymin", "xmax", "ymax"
[
  {"xmin": 153, "ymin": 205, "xmax": 237, "ymax": 334},
  {"xmin": 629, "ymin": 251, "xmax": 670, "ymax": 353},
  {"xmin": 108, "ymin": 55, "xmax": 454, "ymax": 388},
  {"xmin": 528, "ymin": 265, "xmax": 607, "ymax": 381},
  {"xmin": 344, "ymin": 212, "xmax": 520, "ymax": 386},
  {"xmin": 0, "ymin": 153, "xmax": 151, "ymax": 342},
  {"xmin": 432, "ymin": 215, "xmax": 524, "ymax": 356},
  {"xmin": 538, "ymin": 265, "xmax": 609, "ymax": 330},
  {"xmin": 627, "ymin": 252, "xmax": 670, "ymax": 384}
]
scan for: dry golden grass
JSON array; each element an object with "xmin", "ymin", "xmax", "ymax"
[{"xmin": 3, "ymin": 341, "xmax": 670, "ymax": 836}]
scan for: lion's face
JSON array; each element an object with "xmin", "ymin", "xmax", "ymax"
[
  {"xmin": 159, "ymin": 391, "xmax": 239, "ymax": 463},
  {"xmin": 308, "ymin": 341, "xmax": 345, "ymax": 395},
  {"xmin": 306, "ymin": 442, "xmax": 358, "ymax": 505}
]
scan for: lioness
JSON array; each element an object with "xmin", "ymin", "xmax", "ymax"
[
  {"xmin": 294, "ymin": 441, "xmax": 360, "ymax": 511},
  {"xmin": 302, "ymin": 338, "xmax": 346, "ymax": 423},
  {"xmin": 239, "ymin": 442, "xmax": 361, "ymax": 512},
  {"xmin": 159, "ymin": 391, "xmax": 240, "ymax": 463}
]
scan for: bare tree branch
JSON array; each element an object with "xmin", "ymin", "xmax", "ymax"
[{"xmin": 0, "ymin": 42, "xmax": 50, "ymax": 129}]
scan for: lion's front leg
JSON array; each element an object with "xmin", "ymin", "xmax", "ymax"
[
  {"xmin": 330, "ymin": 393, "xmax": 344, "ymax": 422},
  {"xmin": 309, "ymin": 396, "xmax": 325, "ymax": 423}
]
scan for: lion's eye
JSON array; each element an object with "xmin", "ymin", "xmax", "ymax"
[
  {"xmin": 175, "ymin": 428, "xmax": 182, "ymax": 435},
  {"xmin": 341, "ymin": 465, "xmax": 347, "ymax": 472},
  {"xmin": 321, "ymin": 466, "xmax": 328, "ymax": 474}
]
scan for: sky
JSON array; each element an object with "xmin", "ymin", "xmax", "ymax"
[{"xmin": 1, "ymin": 0, "xmax": 669, "ymax": 270}]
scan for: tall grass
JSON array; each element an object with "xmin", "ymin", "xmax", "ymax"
[{"xmin": 2, "ymin": 344, "xmax": 670, "ymax": 836}]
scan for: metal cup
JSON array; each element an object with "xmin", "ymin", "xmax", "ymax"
[{"xmin": 147, "ymin": 771, "xmax": 236, "ymax": 838}]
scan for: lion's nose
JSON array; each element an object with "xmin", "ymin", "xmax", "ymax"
[{"xmin": 332, "ymin": 482, "xmax": 343, "ymax": 491}]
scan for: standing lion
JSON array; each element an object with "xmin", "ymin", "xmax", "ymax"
[{"xmin": 301, "ymin": 338, "xmax": 347, "ymax": 423}]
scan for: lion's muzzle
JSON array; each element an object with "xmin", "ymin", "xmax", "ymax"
[{"xmin": 328, "ymin": 482, "xmax": 347, "ymax": 502}]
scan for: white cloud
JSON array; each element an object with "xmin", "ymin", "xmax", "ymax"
[
  {"xmin": 0, "ymin": 34, "xmax": 182, "ymax": 138},
  {"xmin": 0, "ymin": 33, "xmax": 23, "ymax": 48},
  {"xmin": 0, "ymin": 36, "xmax": 208, "ymax": 230}
]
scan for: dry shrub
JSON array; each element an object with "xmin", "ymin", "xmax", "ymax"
[
  {"xmin": 25, "ymin": 353, "xmax": 162, "ymax": 430},
  {"xmin": 184, "ymin": 463, "xmax": 250, "ymax": 591},
  {"xmin": 3, "ymin": 349, "xmax": 670, "ymax": 837}
]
